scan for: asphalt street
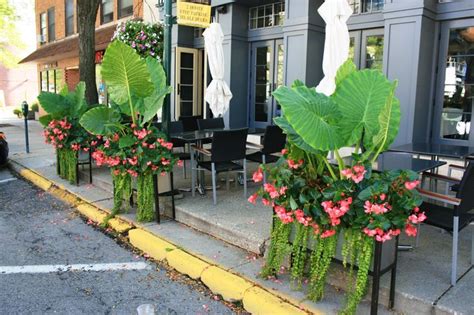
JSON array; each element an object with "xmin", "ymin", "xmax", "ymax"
[{"xmin": 0, "ymin": 168, "xmax": 237, "ymax": 315}]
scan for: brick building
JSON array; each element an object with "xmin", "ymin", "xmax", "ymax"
[{"xmin": 20, "ymin": 0, "xmax": 145, "ymax": 108}]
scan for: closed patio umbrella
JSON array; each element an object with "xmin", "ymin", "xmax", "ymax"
[
  {"xmin": 203, "ymin": 22, "xmax": 233, "ymax": 117},
  {"xmin": 316, "ymin": 0, "xmax": 353, "ymax": 96}
]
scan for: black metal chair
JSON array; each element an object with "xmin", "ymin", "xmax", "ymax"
[
  {"xmin": 197, "ymin": 117, "xmax": 225, "ymax": 130},
  {"xmin": 191, "ymin": 128, "xmax": 248, "ymax": 205},
  {"xmin": 179, "ymin": 115, "xmax": 202, "ymax": 132},
  {"xmin": 418, "ymin": 162, "xmax": 474, "ymax": 285},
  {"xmin": 246, "ymin": 125, "xmax": 286, "ymax": 183},
  {"xmin": 169, "ymin": 121, "xmax": 191, "ymax": 179}
]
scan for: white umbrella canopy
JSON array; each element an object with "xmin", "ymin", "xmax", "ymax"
[
  {"xmin": 315, "ymin": 0, "xmax": 353, "ymax": 96},
  {"xmin": 203, "ymin": 22, "xmax": 233, "ymax": 117}
]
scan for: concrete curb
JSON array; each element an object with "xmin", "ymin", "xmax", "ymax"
[{"xmin": 9, "ymin": 161, "xmax": 313, "ymax": 314}]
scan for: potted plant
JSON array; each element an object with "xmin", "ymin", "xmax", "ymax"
[
  {"xmin": 30, "ymin": 102, "xmax": 40, "ymax": 120},
  {"xmin": 80, "ymin": 40, "xmax": 177, "ymax": 222},
  {"xmin": 37, "ymin": 82, "xmax": 97, "ymax": 184},
  {"xmin": 249, "ymin": 60, "xmax": 425, "ymax": 314}
]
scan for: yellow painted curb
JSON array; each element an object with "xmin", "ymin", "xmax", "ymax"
[
  {"xmin": 108, "ymin": 218, "xmax": 133, "ymax": 233},
  {"xmin": 19, "ymin": 169, "xmax": 52, "ymax": 191},
  {"xmin": 201, "ymin": 266, "xmax": 254, "ymax": 302},
  {"xmin": 243, "ymin": 287, "xmax": 307, "ymax": 315},
  {"xmin": 166, "ymin": 249, "xmax": 210, "ymax": 280},
  {"xmin": 129, "ymin": 229, "xmax": 176, "ymax": 261},
  {"xmin": 49, "ymin": 186, "xmax": 82, "ymax": 205},
  {"xmin": 76, "ymin": 203, "xmax": 107, "ymax": 223}
]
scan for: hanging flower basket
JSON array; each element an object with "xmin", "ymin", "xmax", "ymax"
[{"xmin": 249, "ymin": 60, "xmax": 426, "ymax": 314}]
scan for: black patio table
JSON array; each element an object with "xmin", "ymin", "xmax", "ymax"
[
  {"xmin": 171, "ymin": 128, "xmax": 265, "ymax": 195},
  {"xmin": 388, "ymin": 142, "xmax": 474, "ymax": 160}
]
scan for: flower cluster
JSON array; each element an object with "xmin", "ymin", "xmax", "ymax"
[
  {"xmin": 113, "ymin": 19, "xmax": 163, "ymax": 60},
  {"xmin": 250, "ymin": 146, "xmax": 426, "ymax": 243},
  {"xmin": 43, "ymin": 118, "xmax": 93, "ymax": 152},
  {"xmin": 91, "ymin": 124, "xmax": 179, "ymax": 177}
]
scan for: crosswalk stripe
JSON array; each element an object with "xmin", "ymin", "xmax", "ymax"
[{"xmin": 0, "ymin": 262, "xmax": 150, "ymax": 274}]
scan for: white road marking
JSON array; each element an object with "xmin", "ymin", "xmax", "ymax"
[
  {"xmin": 0, "ymin": 262, "xmax": 150, "ymax": 274},
  {"xmin": 0, "ymin": 178, "xmax": 17, "ymax": 184}
]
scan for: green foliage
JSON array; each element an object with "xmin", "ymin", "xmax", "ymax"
[
  {"xmin": 290, "ymin": 224, "xmax": 310, "ymax": 289},
  {"xmin": 273, "ymin": 82, "xmax": 344, "ymax": 151},
  {"xmin": 79, "ymin": 106, "xmax": 121, "ymax": 135},
  {"xmin": 308, "ymin": 235, "xmax": 337, "ymax": 301},
  {"xmin": 57, "ymin": 148, "xmax": 78, "ymax": 184},
  {"xmin": 13, "ymin": 108, "xmax": 22, "ymax": 118},
  {"xmin": 136, "ymin": 173, "xmax": 154, "ymax": 222},
  {"xmin": 260, "ymin": 219, "xmax": 292, "ymax": 278},
  {"xmin": 112, "ymin": 172, "xmax": 132, "ymax": 216},
  {"xmin": 30, "ymin": 103, "xmax": 39, "ymax": 112},
  {"xmin": 0, "ymin": 0, "xmax": 26, "ymax": 68}
]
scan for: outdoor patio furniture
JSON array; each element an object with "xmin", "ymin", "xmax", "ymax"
[
  {"xmin": 417, "ymin": 162, "xmax": 474, "ymax": 285},
  {"xmin": 197, "ymin": 117, "xmax": 225, "ymax": 130},
  {"xmin": 191, "ymin": 128, "xmax": 249, "ymax": 205},
  {"xmin": 179, "ymin": 115, "xmax": 202, "ymax": 132},
  {"xmin": 170, "ymin": 121, "xmax": 191, "ymax": 179},
  {"xmin": 246, "ymin": 125, "xmax": 286, "ymax": 183},
  {"xmin": 389, "ymin": 142, "xmax": 474, "ymax": 161}
]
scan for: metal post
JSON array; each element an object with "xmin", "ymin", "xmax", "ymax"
[
  {"xmin": 21, "ymin": 101, "xmax": 30, "ymax": 153},
  {"xmin": 389, "ymin": 236, "xmax": 399, "ymax": 309},
  {"xmin": 371, "ymin": 242, "xmax": 382, "ymax": 315},
  {"xmin": 153, "ymin": 174, "xmax": 161, "ymax": 224},
  {"xmin": 161, "ymin": 0, "xmax": 173, "ymax": 137}
]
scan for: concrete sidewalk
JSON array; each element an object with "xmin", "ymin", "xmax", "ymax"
[{"xmin": 2, "ymin": 116, "xmax": 473, "ymax": 315}]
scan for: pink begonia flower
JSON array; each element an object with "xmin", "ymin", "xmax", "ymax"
[
  {"xmin": 142, "ymin": 142, "xmax": 148, "ymax": 148},
  {"xmin": 127, "ymin": 169, "xmax": 138, "ymax": 177},
  {"xmin": 311, "ymin": 223, "xmax": 320, "ymax": 235},
  {"xmin": 113, "ymin": 133, "xmax": 120, "ymax": 142},
  {"xmin": 177, "ymin": 160, "xmax": 184, "ymax": 167},
  {"xmin": 146, "ymin": 161, "xmax": 152, "ymax": 166},
  {"xmin": 262, "ymin": 198, "xmax": 270, "ymax": 206},
  {"xmin": 91, "ymin": 141, "xmax": 98, "ymax": 146},
  {"xmin": 279, "ymin": 186, "xmax": 288, "ymax": 195},
  {"xmin": 364, "ymin": 200, "xmax": 390, "ymax": 215},
  {"xmin": 71, "ymin": 143, "xmax": 80, "ymax": 151},
  {"xmin": 161, "ymin": 158, "xmax": 170, "ymax": 165},
  {"xmin": 104, "ymin": 140, "xmax": 110, "ymax": 148},
  {"xmin": 321, "ymin": 230, "xmax": 336, "ymax": 238},
  {"xmin": 287, "ymin": 159, "xmax": 303, "ymax": 169},
  {"xmin": 148, "ymin": 144, "xmax": 156, "ymax": 149},
  {"xmin": 404, "ymin": 180, "xmax": 420, "ymax": 190},
  {"xmin": 405, "ymin": 224, "xmax": 417, "ymax": 237},
  {"xmin": 83, "ymin": 147, "xmax": 90, "ymax": 152},
  {"xmin": 113, "ymin": 169, "xmax": 121, "ymax": 176},
  {"xmin": 248, "ymin": 193, "xmax": 258, "ymax": 204},
  {"xmin": 341, "ymin": 164, "xmax": 366, "ymax": 183},
  {"xmin": 127, "ymin": 156, "xmax": 138, "ymax": 166},
  {"xmin": 281, "ymin": 148, "xmax": 288, "ymax": 155},
  {"xmin": 252, "ymin": 168, "xmax": 263, "ymax": 183},
  {"xmin": 161, "ymin": 172, "xmax": 167, "ymax": 176},
  {"xmin": 408, "ymin": 212, "xmax": 427, "ymax": 224},
  {"xmin": 379, "ymin": 193, "xmax": 386, "ymax": 201},
  {"xmin": 134, "ymin": 129, "xmax": 148, "ymax": 140}
]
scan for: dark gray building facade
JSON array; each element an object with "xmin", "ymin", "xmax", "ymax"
[{"xmin": 169, "ymin": 0, "xmax": 474, "ymax": 147}]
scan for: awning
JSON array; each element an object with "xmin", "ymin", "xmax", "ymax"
[{"xmin": 19, "ymin": 24, "xmax": 117, "ymax": 64}]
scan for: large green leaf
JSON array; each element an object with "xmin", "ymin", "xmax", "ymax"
[
  {"xmin": 273, "ymin": 84, "xmax": 344, "ymax": 151},
  {"xmin": 101, "ymin": 41, "xmax": 154, "ymax": 109},
  {"xmin": 334, "ymin": 59, "xmax": 356, "ymax": 86},
  {"xmin": 332, "ymin": 69, "xmax": 393, "ymax": 147},
  {"xmin": 71, "ymin": 82, "xmax": 87, "ymax": 116},
  {"xmin": 38, "ymin": 114, "xmax": 53, "ymax": 127},
  {"xmin": 37, "ymin": 92, "xmax": 68, "ymax": 116},
  {"xmin": 274, "ymin": 116, "xmax": 321, "ymax": 154},
  {"xmin": 79, "ymin": 106, "xmax": 121, "ymax": 135},
  {"xmin": 372, "ymin": 81, "xmax": 400, "ymax": 153},
  {"xmin": 139, "ymin": 57, "xmax": 172, "ymax": 126}
]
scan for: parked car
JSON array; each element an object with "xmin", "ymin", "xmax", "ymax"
[{"xmin": 0, "ymin": 132, "xmax": 8, "ymax": 166}]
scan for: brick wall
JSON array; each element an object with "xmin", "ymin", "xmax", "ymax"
[{"xmin": 35, "ymin": 0, "xmax": 144, "ymax": 48}]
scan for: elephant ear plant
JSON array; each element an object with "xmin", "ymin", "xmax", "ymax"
[
  {"xmin": 249, "ymin": 60, "xmax": 425, "ymax": 314},
  {"xmin": 80, "ymin": 40, "xmax": 177, "ymax": 223},
  {"xmin": 38, "ymin": 82, "xmax": 97, "ymax": 183}
]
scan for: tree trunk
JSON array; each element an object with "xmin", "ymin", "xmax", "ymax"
[{"xmin": 77, "ymin": 0, "xmax": 100, "ymax": 105}]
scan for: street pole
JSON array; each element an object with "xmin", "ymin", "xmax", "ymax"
[
  {"xmin": 21, "ymin": 101, "xmax": 30, "ymax": 154},
  {"xmin": 161, "ymin": 0, "xmax": 173, "ymax": 138}
]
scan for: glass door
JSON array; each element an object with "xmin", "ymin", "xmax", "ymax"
[
  {"xmin": 175, "ymin": 47, "xmax": 200, "ymax": 119},
  {"xmin": 349, "ymin": 29, "xmax": 384, "ymax": 70},
  {"xmin": 249, "ymin": 39, "xmax": 284, "ymax": 128},
  {"xmin": 434, "ymin": 20, "xmax": 474, "ymax": 146}
]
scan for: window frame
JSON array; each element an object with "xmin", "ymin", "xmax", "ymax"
[
  {"xmin": 249, "ymin": 1, "xmax": 285, "ymax": 30},
  {"xmin": 100, "ymin": 0, "xmax": 114, "ymax": 25},
  {"xmin": 47, "ymin": 7, "xmax": 55, "ymax": 42},
  {"xmin": 118, "ymin": 0, "xmax": 134, "ymax": 19},
  {"xmin": 65, "ymin": 0, "xmax": 75, "ymax": 36},
  {"xmin": 347, "ymin": 0, "xmax": 385, "ymax": 15},
  {"xmin": 39, "ymin": 12, "xmax": 47, "ymax": 44}
]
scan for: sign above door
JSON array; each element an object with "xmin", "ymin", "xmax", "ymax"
[{"xmin": 177, "ymin": 0, "xmax": 211, "ymax": 28}]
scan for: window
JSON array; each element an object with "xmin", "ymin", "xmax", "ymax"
[
  {"xmin": 65, "ymin": 0, "xmax": 74, "ymax": 36},
  {"xmin": 348, "ymin": 0, "xmax": 384, "ymax": 14},
  {"xmin": 40, "ymin": 69, "xmax": 62, "ymax": 93},
  {"xmin": 101, "ymin": 0, "xmax": 114, "ymax": 24},
  {"xmin": 349, "ymin": 30, "xmax": 384, "ymax": 70},
  {"xmin": 118, "ymin": 0, "xmax": 133, "ymax": 18},
  {"xmin": 39, "ymin": 12, "xmax": 47, "ymax": 44},
  {"xmin": 249, "ymin": 2, "xmax": 285, "ymax": 30},
  {"xmin": 47, "ymin": 7, "xmax": 55, "ymax": 42}
]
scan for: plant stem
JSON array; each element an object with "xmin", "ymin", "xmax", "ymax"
[
  {"xmin": 322, "ymin": 157, "xmax": 337, "ymax": 180},
  {"xmin": 334, "ymin": 150, "xmax": 345, "ymax": 179}
]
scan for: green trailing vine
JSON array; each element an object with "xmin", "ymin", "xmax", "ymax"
[
  {"xmin": 136, "ymin": 173, "xmax": 154, "ymax": 222},
  {"xmin": 290, "ymin": 224, "xmax": 310, "ymax": 289},
  {"xmin": 260, "ymin": 218, "xmax": 292, "ymax": 278},
  {"xmin": 308, "ymin": 234, "xmax": 338, "ymax": 301},
  {"xmin": 57, "ymin": 148, "xmax": 77, "ymax": 184},
  {"xmin": 110, "ymin": 172, "xmax": 132, "ymax": 217},
  {"xmin": 342, "ymin": 235, "xmax": 374, "ymax": 315}
]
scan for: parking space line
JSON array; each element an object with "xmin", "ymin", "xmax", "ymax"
[
  {"xmin": 0, "ymin": 178, "xmax": 17, "ymax": 184},
  {"xmin": 0, "ymin": 262, "xmax": 150, "ymax": 274}
]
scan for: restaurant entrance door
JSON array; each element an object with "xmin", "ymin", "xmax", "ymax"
[
  {"xmin": 434, "ymin": 19, "xmax": 474, "ymax": 146},
  {"xmin": 249, "ymin": 39, "xmax": 284, "ymax": 128}
]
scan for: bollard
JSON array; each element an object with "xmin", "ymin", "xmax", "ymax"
[{"xmin": 21, "ymin": 101, "xmax": 30, "ymax": 154}]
